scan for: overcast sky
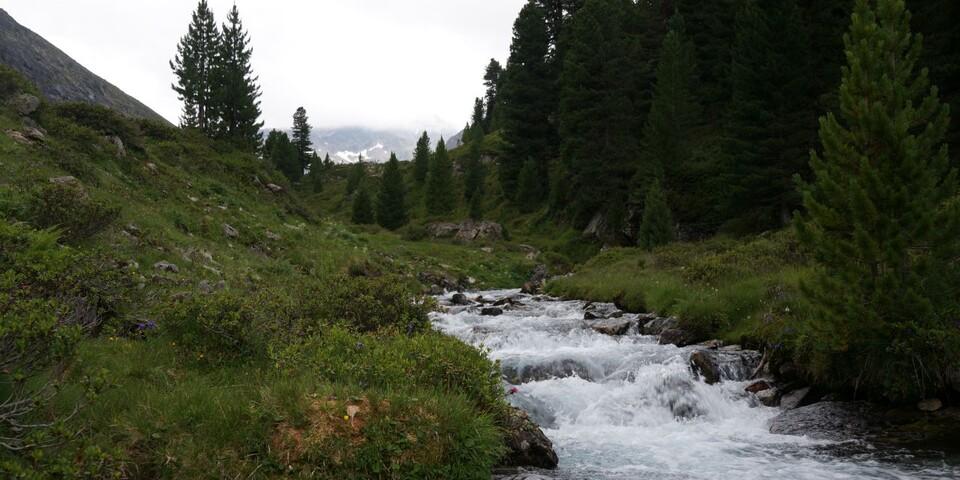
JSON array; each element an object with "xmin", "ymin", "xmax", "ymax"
[{"xmin": 4, "ymin": 0, "xmax": 525, "ymax": 134}]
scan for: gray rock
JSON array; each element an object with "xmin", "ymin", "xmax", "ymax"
[
  {"xmin": 588, "ymin": 318, "xmax": 633, "ymax": 336},
  {"xmin": 521, "ymin": 264, "xmax": 549, "ymax": 294},
  {"xmin": 49, "ymin": 175, "xmax": 79, "ymax": 186},
  {"xmin": 780, "ymin": 386, "xmax": 814, "ymax": 410},
  {"xmin": 690, "ymin": 348, "xmax": 763, "ymax": 384},
  {"xmin": 690, "ymin": 350, "xmax": 721, "ymax": 384},
  {"xmin": 745, "ymin": 380, "xmax": 773, "ymax": 393},
  {"xmin": 769, "ymin": 401, "xmax": 880, "ymax": 441},
  {"xmin": 5, "ymin": 128, "xmax": 32, "ymax": 145},
  {"xmin": 426, "ymin": 220, "xmax": 504, "ymax": 242},
  {"xmin": 498, "ymin": 407, "xmax": 559, "ymax": 470},
  {"xmin": 917, "ymin": 398, "xmax": 943, "ymax": 412},
  {"xmin": 153, "ymin": 261, "xmax": 179, "ymax": 273},
  {"xmin": 756, "ymin": 387, "xmax": 780, "ymax": 407},
  {"xmin": 450, "ymin": 293, "xmax": 471, "ymax": 306},
  {"xmin": 7, "ymin": 93, "xmax": 40, "ymax": 116},
  {"xmin": 497, "ymin": 474, "xmax": 555, "ymax": 480},
  {"xmin": 481, "ymin": 307, "xmax": 504, "ymax": 316},
  {"xmin": 22, "ymin": 126, "xmax": 44, "ymax": 142},
  {"xmin": 643, "ymin": 316, "xmax": 679, "ymax": 336},
  {"xmin": 658, "ymin": 328, "xmax": 692, "ymax": 347},
  {"xmin": 266, "ymin": 183, "xmax": 284, "ymax": 193},
  {"xmin": 222, "ymin": 223, "xmax": 239, "ymax": 239},
  {"xmin": 106, "ymin": 135, "xmax": 125, "ymax": 158},
  {"xmin": 265, "ymin": 230, "xmax": 282, "ymax": 241}
]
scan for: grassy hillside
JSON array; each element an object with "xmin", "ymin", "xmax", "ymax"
[{"xmin": 0, "ymin": 67, "xmax": 536, "ymax": 478}]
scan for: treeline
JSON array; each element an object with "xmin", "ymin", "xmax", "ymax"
[{"xmin": 468, "ymin": 0, "xmax": 958, "ymax": 243}]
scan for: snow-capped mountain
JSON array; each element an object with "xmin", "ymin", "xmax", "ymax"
[{"xmin": 312, "ymin": 127, "xmax": 419, "ymax": 163}]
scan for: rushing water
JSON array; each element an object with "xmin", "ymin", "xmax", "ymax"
[{"xmin": 431, "ymin": 289, "xmax": 960, "ymax": 480}]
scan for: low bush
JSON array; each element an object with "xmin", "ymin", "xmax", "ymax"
[
  {"xmin": 300, "ymin": 275, "xmax": 434, "ymax": 334},
  {"xmin": 27, "ymin": 182, "xmax": 120, "ymax": 244},
  {"xmin": 0, "ymin": 65, "xmax": 37, "ymax": 100},
  {"xmin": 51, "ymin": 102, "xmax": 144, "ymax": 151}
]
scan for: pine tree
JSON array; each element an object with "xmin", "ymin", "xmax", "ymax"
[
  {"xmin": 425, "ymin": 139, "xmax": 455, "ymax": 216},
  {"xmin": 637, "ymin": 180, "xmax": 674, "ymax": 250},
  {"xmin": 323, "ymin": 153, "xmax": 334, "ymax": 170},
  {"xmin": 412, "ymin": 132, "xmax": 432, "ymax": 184},
  {"xmin": 171, "ymin": 0, "xmax": 221, "ymax": 133},
  {"xmin": 212, "ymin": 4, "xmax": 262, "ymax": 151},
  {"xmin": 675, "ymin": 0, "xmax": 739, "ymax": 122},
  {"xmin": 559, "ymin": 0, "xmax": 644, "ymax": 227},
  {"xmin": 376, "ymin": 153, "xmax": 408, "ymax": 230},
  {"xmin": 292, "ymin": 107, "xmax": 313, "ymax": 174},
  {"xmin": 796, "ymin": 0, "xmax": 959, "ymax": 401},
  {"xmin": 499, "ymin": 2, "xmax": 555, "ymax": 200},
  {"xmin": 471, "ymin": 98, "xmax": 486, "ymax": 136},
  {"xmin": 351, "ymin": 185, "xmax": 375, "ymax": 225},
  {"xmin": 723, "ymin": 0, "xmax": 816, "ymax": 232},
  {"xmin": 516, "ymin": 157, "xmax": 543, "ymax": 213},
  {"xmin": 469, "ymin": 189, "xmax": 484, "ymax": 221},
  {"xmin": 307, "ymin": 152, "xmax": 323, "ymax": 193},
  {"xmin": 264, "ymin": 130, "xmax": 299, "ymax": 181},
  {"xmin": 483, "ymin": 59, "xmax": 504, "ymax": 131},
  {"xmin": 463, "ymin": 140, "xmax": 485, "ymax": 202},
  {"xmin": 346, "ymin": 156, "xmax": 365, "ymax": 195}
]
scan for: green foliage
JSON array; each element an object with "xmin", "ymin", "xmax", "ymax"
[
  {"xmin": 412, "ymin": 131, "xmax": 432, "ymax": 184},
  {"xmin": 163, "ymin": 290, "xmax": 269, "ymax": 364},
  {"xmin": 516, "ymin": 157, "xmax": 543, "ymax": 213},
  {"xmin": 170, "ymin": 0, "xmax": 220, "ymax": 132},
  {"xmin": 0, "ymin": 64, "xmax": 38, "ymax": 99},
  {"xmin": 376, "ymin": 153, "xmax": 408, "ymax": 230},
  {"xmin": 307, "ymin": 152, "xmax": 324, "ymax": 193},
  {"xmin": 637, "ymin": 180, "xmax": 674, "ymax": 250},
  {"xmin": 52, "ymin": 102, "xmax": 145, "ymax": 151},
  {"xmin": 795, "ymin": 0, "xmax": 960, "ymax": 401},
  {"xmin": 212, "ymin": 4, "xmax": 263, "ymax": 151},
  {"xmin": 345, "ymin": 158, "xmax": 365, "ymax": 195},
  {"xmin": 352, "ymin": 185, "xmax": 375, "ymax": 225},
  {"xmin": 27, "ymin": 182, "xmax": 120, "ymax": 245},
  {"xmin": 425, "ymin": 139, "xmax": 456, "ymax": 215},
  {"xmin": 291, "ymin": 106, "xmax": 312, "ymax": 171},
  {"xmin": 463, "ymin": 140, "xmax": 485, "ymax": 202},
  {"xmin": 264, "ymin": 129, "xmax": 300, "ymax": 181}
]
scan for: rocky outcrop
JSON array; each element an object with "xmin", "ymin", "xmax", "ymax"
[
  {"xmin": 658, "ymin": 328, "xmax": 693, "ymax": 347},
  {"xmin": 0, "ymin": 9, "xmax": 168, "ymax": 122},
  {"xmin": 779, "ymin": 386, "xmax": 815, "ymax": 410},
  {"xmin": 426, "ymin": 221, "xmax": 504, "ymax": 242},
  {"xmin": 499, "ymin": 407, "xmax": 559, "ymax": 470},
  {"xmin": 6, "ymin": 92, "xmax": 39, "ymax": 115},
  {"xmin": 418, "ymin": 271, "xmax": 465, "ymax": 294},
  {"xmin": 688, "ymin": 346, "xmax": 763, "ymax": 384},
  {"xmin": 521, "ymin": 264, "xmax": 548, "ymax": 294},
  {"xmin": 588, "ymin": 318, "xmax": 633, "ymax": 336}
]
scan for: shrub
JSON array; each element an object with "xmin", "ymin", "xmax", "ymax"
[
  {"xmin": 52, "ymin": 102, "xmax": 144, "ymax": 151},
  {"xmin": 0, "ymin": 65, "xmax": 38, "ymax": 100},
  {"xmin": 301, "ymin": 275, "xmax": 434, "ymax": 334},
  {"xmin": 27, "ymin": 182, "xmax": 120, "ymax": 244},
  {"xmin": 163, "ymin": 290, "xmax": 274, "ymax": 364}
]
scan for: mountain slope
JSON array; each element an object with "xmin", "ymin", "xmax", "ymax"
[{"xmin": 0, "ymin": 8, "xmax": 167, "ymax": 123}]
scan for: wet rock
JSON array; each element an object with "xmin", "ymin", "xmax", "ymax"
[
  {"xmin": 494, "ymin": 296, "xmax": 521, "ymax": 308},
  {"xmin": 481, "ymin": 307, "xmax": 504, "ymax": 316},
  {"xmin": 698, "ymin": 339, "xmax": 723, "ymax": 349},
  {"xmin": 588, "ymin": 318, "xmax": 633, "ymax": 336},
  {"xmin": 503, "ymin": 359, "xmax": 593, "ymax": 384},
  {"xmin": 769, "ymin": 401, "xmax": 881, "ymax": 441},
  {"xmin": 643, "ymin": 316, "xmax": 679, "ymax": 335},
  {"xmin": 153, "ymin": 261, "xmax": 179, "ymax": 273},
  {"xmin": 7, "ymin": 93, "xmax": 40, "ymax": 116},
  {"xmin": 222, "ymin": 223, "xmax": 239, "ymax": 239},
  {"xmin": 756, "ymin": 387, "xmax": 780, "ymax": 407},
  {"xmin": 689, "ymin": 348, "xmax": 763, "ymax": 384},
  {"xmin": 917, "ymin": 398, "xmax": 943, "ymax": 412},
  {"xmin": 450, "ymin": 293, "xmax": 471, "ymax": 306},
  {"xmin": 521, "ymin": 265, "xmax": 549, "ymax": 294},
  {"xmin": 745, "ymin": 380, "xmax": 773, "ymax": 394},
  {"xmin": 499, "ymin": 407, "xmax": 559, "ymax": 470},
  {"xmin": 780, "ymin": 386, "xmax": 814, "ymax": 410},
  {"xmin": 496, "ymin": 474, "xmax": 555, "ymax": 480},
  {"xmin": 689, "ymin": 350, "xmax": 721, "ymax": 384},
  {"xmin": 656, "ymin": 375, "xmax": 705, "ymax": 419},
  {"xmin": 658, "ymin": 328, "xmax": 693, "ymax": 347},
  {"xmin": 418, "ymin": 271, "xmax": 463, "ymax": 293}
]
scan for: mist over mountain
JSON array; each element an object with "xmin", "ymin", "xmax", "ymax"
[
  {"xmin": 269, "ymin": 126, "xmax": 466, "ymax": 164},
  {"xmin": 0, "ymin": 8, "xmax": 167, "ymax": 123}
]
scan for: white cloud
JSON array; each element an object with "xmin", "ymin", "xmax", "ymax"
[{"xmin": 3, "ymin": 0, "xmax": 524, "ymax": 132}]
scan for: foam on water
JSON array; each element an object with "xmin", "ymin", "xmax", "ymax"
[{"xmin": 432, "ymin": 290, "xmax": 959, "ymax": 480}]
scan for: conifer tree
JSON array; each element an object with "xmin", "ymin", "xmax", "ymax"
[
  {"xmin": 637, "ymin": 180, "xmax": 674, "ymax": 250},
  {"xmin": 796, "ymin": 0, "xmax": 959, "ymax": 401},
  {"xmin": 292, "ymin": 107, "xmax": 313, "ymax": 173},
  {"xmin": 346, "ymin": 156, "xmax": 365, "ymax": 195},
  {"xmin": 516, "ymin": 157, "xmax": 543, "ymax": 213},
  {"xmin": 323, "ymin": 153, "xmax": 334, "ymax": 170},
  {"xmin": 264, "ymin": 130, "xmax": 300, "ymax": 181},
  {"xmin": 213, "ymin": 4, "xmax": 262, "ymax": 151},
  {"xmin": 171, "ymin": 0, "xmax": 221, "ymax": 132},
  {"xmin": 412, "ymin": 132, "xmax": 432, "ymax": 184},
  {"xmin": 499, "ymin": 2, "xmax": 555, "ymax": 200},
  {"xmin": 471, "ymin": 98, "xmax": 486, "ymax": 136},
  {"xmin": 469, "ymin": 189, "xmax": 485, "ymax": 221},
  {"xmin": 425, "ymin": 139, "xmax": 455, "ymax": 216},
  {"xmin": 307, "ymin": 152, "xmax": 323, "ymax": 193},
  {"xmin": 376, "ymin": 153, "xmax": 408, "ymax": 230},
  {"xmin": 463, "ymin": 140, "xmax": 485, "ymax": 203},
  {"xmin": 351, "ymin": 185, "xmax": 375, "ymax": 225},
  {"xmin": 483, "ymin": 59, "xmax": 504, "ymax": 131}
]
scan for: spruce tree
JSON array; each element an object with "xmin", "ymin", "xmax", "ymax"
[
  {"xmin": 463, "ymin": 140, "xmax": 485, "ymax": 203},
  {"xmin": 471, "ymin": 98, "xmax": 486, "ymax": 136},
  {"xmin": 796, "ymin": 0, "xmax": 959, "ymax": 401},
  {"xmin": 264, "ymin": 130, "xmax": 300, "ymax": 181},
  {"xmin": 483, "ymin": 59, "xmax": 504, "ymax": 131},
  {"xmin": 425, "ymin": 139, "xmax": 455, "ymax": 216},
  {"xmin": 724, "ymin": 0, "xmax": 816, "ymax": 231},
  {"xmin": 323, "ymin": 153, "xmax": 334, "ymax": 170},
  {"xmin": 469, "ymin": 189, "xmax": 484, "ymax": 221},
  {"xmin": 171, "ymin": 0, "xmax": 221, "ymax": 132},
  {"xmin": 637, "ymin": 180, "xmax": 674, "ymax": 250},
  {"xmin": 213, "ymin": 4, "xmax": 262, "ymax": 151},
  {"xmin": 499, "ymin": 2, "xmax": 555, "ymax": 200},
  {"xmin": 346, "ymin": 156, "xmax": 365, "ymax": 195},
  {"xmin": 376, "ymin": 153, "xmax": 409, "ymax": 230},
  {"xmin": 351, "ymin": 185, "xmax": 375, "ymax": 225},
  {"xmin": 307, "ymin": 152, "xmax": 323, "ymax": 193},
  {"xmin": 412, "ymin": 132, "xmax": 432, "ymax": 184},
  {"xmin": 516, "ymin": 157, "xmax": 543, "ymax": 213},
  {"xmin": 292, "ymin": 107, "xmax": 313, "ymax": 174}
]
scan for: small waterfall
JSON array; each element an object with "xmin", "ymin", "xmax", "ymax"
[{"xmin": 432, "ymin": 290, "xmax": 959, "ymax": 480}]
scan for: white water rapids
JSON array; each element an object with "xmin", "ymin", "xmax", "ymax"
[{"xmin": 431, "ymin": 289, "xmax": 959, "ymax": 480}]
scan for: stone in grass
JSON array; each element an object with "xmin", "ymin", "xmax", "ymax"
[{"xmin": 153, "ymin": 261, "xmax": 179, "ymax": 273}]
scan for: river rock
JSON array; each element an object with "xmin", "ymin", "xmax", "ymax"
[
  {"xmin": 643, "ymin": 316, "xmax": 679, "ymax": 335},
  {"xmin": 769, "ymin": 401, "xmax": 881, "ymax": 441},
  {"xmin": 499, "ymin": 407, "xmax": 559, "ymax": 470},
  {"xmin": 689, "ymin": 350, "xmax": 721, "ymax": 384},
  {"xmin": 588, "ymin": 318, "xmax": 633, "ymax": 336},
  {"xmin": 450, "ymin": 293, "xmax": 471, "ymax": 306},
  {"xmin": 917, "ymin": 398, "xmax": 943, "ymax": 412},
  {"xmin": 780, "ymin": 386, "xmax": 814, "ymax": 410},
  {"xmin": 659, "ymin": 328, "xmax": 693, "ymax": 347},
  {"xmin": 521, "ymin": 264, "xmax": 549, "ymax": 294},
  {"xmin": 503, "ymin": 359, "xmax": 593, "ymax": 384},
  {"xmin": 482, "ymin": 307, "xmax": 504, "ymax": 316},
  {"xmin": 756, "ymin": 387, "xmax": 780, "ymax": 407},
  {"xmin": 745, "ymin": 380, "xmax": 773, "ymax": 394},
  {"xmin": 689, "ymin": 348, "xmax": 763, "ymax": 384}
]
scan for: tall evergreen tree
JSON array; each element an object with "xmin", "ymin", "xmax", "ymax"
[
  {"xmin": 483, "ymin": 59, "xmax": 504, "ymax": 131},
  {"xmin": 463, "ymin": 140, "xmax": 485, "ymax": 202},
  {"xmin": 323, "ymin": 153, "xmax": 334, "ymax": 170},
  {"xmin": 675, "ymin": 0, "xmax": 739, "ymax": 122},
  {"xmin": 559, "ymin": 0, "xmax": 644, "ymax": 227},
  {"xmin": 499, "ymin": 2, "xmax": 555, "ymax": 200},
  {"xmin": 412, "ymin": 132, "xmax": 432, "ymax": 184},
  {"xmin": 171, "ymin": 0, "xmax": 221, "ymax": 132},
  {"xmin": 307, "ymin": 152, "xmax": 323, "ymax": 193},
  {"xmin": 346, "ymin": 156, "xmax": 365, "ymax": 195},
  {"xmin": 351, "ymin": 185, "xmax": 375, "ymax": 225},
  {"xmin": 376, "ymin": 153, "xmax": 409, "ymax": 230},
  {"xmin": 637, "ymin": 180, "xmax": 674, "ymax": 250},
  {"xmin": 212, "ymin": 4, "xmax": 262, "ymax": 150},
  {"xmin": 516, "ymin": 158, "xmax": 544, "ymax": 213},
  {"xmin": 471, "ymin": 98, "xmax": 486, "ymax": 136},
  {"xmin": 264, "ymin": 130, "xmax": 299, "ymax": 181},
  {"xmin": 292, "ymin": 107, "xmax": 313, "ymax": 174},
  {"xmin": 723, "ymin": 0, "xmax": 816, "ymax": 231},
  {"xmin": 796, "ymin": 0, "xmax": 959, "ymax": 401},
  {"xmin": 425, "ymin": 139, "xmax": 456, "ymax": 215}
]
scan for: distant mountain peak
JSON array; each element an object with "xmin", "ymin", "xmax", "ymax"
[{"xmin": 0, "ymin": 8, "xmax": 168, "ymax": 123}]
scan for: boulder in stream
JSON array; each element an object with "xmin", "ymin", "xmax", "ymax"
[
  {"xmin": 499, "ymin": 407, "xmax": 559, "ymax": 470},
  {"xmin": 588, "ymin": 318, "xmax": 633, "ymax": 336}
]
